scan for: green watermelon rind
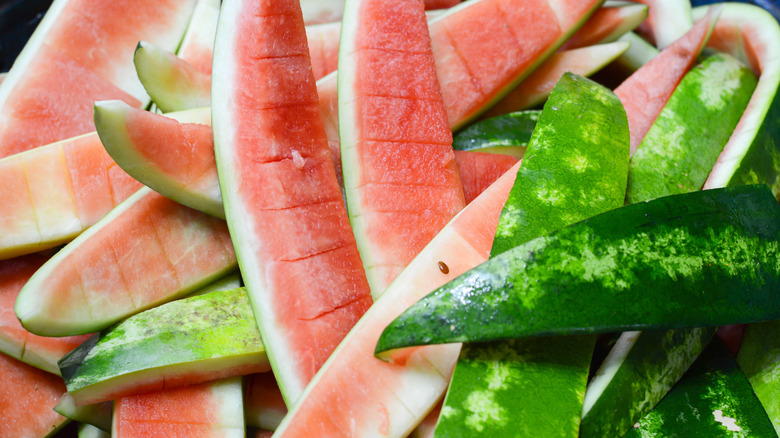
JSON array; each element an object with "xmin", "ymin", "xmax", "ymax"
[
  {"xmin": 93, "ymin": 101, "xmax": 224, "ymax": 219},
  {"xmin": 627, "ymin": 51, "xmax": 759, "ymax": 203},
  {"xmin": 53, "ymin": 393, "xmax": 113, "ymax": 433},
  {"xmin": 624, "ymin": 339, "xmax": 778, "ymax": 437},
  {"xmin": 375, "ymin": 184, "xmax": 780, "ymax": 352},
  {"xmin": 697, "ymin": 4, "xmax": 780, "ymax": 196},
  {"xmin": 58, "ymin": 287, "xmax": 268, "ymax": 406},
  {"xmin": 737, "ymin": 320, "xmax": 780, "ymax": 434},
  {"xmin": 452, "ymin": 110, "xmax": 540, "ymax": 156},
  {"xmin": 580, "ymin": 327, "xmax": 716, "ymax": 438}
]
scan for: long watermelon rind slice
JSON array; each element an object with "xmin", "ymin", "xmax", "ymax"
[{"xmin": 697, "ymin": 4, "xmax": 780, "ymax": 197}]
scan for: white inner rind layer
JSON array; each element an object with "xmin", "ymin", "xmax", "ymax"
[{"xmin": 700, "ymin": 4, "xmax": 780, "ymax": 191}]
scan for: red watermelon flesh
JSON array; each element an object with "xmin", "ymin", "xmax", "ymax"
[
  {"xmin": 307, "ymin": 21, "xmax": 342, "ymax": 80},
  {"xmin": 0, "ymin": 0, "xmax": 198, "ymax": 158},
  {"xmin": 615, "ymin": 6, "xmax": 719, "ymax": 155},
  {"xmin": 211, "ymin": 0, "xmax": 373, "ymax": 404},
  {"xmin": 339, "ymin": 0, "xmax": 465, "ymax": 296},
  {"xmin": 0, "ymin": 132, "xmax": 142, "ymax": 260},
  {"xmin": 112, "ymin": 377, "xmax": 244, "ymax": 437},
  {"xmin": 453, "ymin": 150, "xmax": 519, "ymax": 204},
  {"xmin": 0, "ymin": 352, "xmax": 68, "ymax": 437},
  {"xmin": 0, "ymin": 251, "xmax": 91, "ymax": 375},
  {"xmin": 274, "ymin": 161, "xmax": 520, "ymax": 437}
]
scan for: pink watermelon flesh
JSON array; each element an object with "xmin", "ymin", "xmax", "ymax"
[
  {"xmin": 0, "ymin": 44, "xmax": 140, "ymax": 158},
  {"xmin": 274, "ymin": 161, "xmax": 521, "ymax": 437},
  {"xmin": 306, "ymin": 22, "xmax": 342, "ymax": 80},
  {"xmin": 0, "ymin": 251, "xmax": 91, "ymax": 374},
  {"xmin": 0, "ymin": 352, "xmax": 68, "ymax": 437},
  {"xmin": 0, "ymin": 132, "xmax": 142, "ymax": 260},
  {"xmin": 615, "ymin": 6, "xmax": 719, "ymax": 154},
  {"xmin": 340, "ymin": 0, "xmax": 465, "ymax": 294},
  {"xmin": 453, "ymin": 150, "xmax": 519, "ymax": 204},
  {"xmin": 0, "ymin": 0, "xmax": 198, "ymax": 158},
  {"xmin": 212, "ymin": 0, "xmax": 373, "ymax": 404},
  {"xmin": 16, "ymin": 189, "xmax": 237, "ymax": 336},
  {"xmin": 113, "ymin": 378, "xmax": 243, "ymax": 437}
]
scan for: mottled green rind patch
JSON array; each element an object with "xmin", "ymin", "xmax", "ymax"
[
  {"xmin": 435, "ymin": 72, "xmax": 628, "ymax": 438},
  {"xmin": 376, "ymin": 185, "xmax": 780, "ymax": 352},
  {"xmin": 59, "ymin": 287, "xmax": 265, "ymax": 393},
  {"xmin": 624, "ymin": 339, "xmax": 777, "ymax": 438},
  {"xmin": 491, "ymin": 73, "xmax": 629, "ymax": 255},
  {"xmin": 434, "ymin": 337, "xmax": 593, "ymax": 437},
  {"xmin": 452, "ymin": 110, "xmax": 539, "ymax": 158},
  {"xmin": 737, "ymin": 320, "xmax": 780, "ymax": 434},
  {"xmin": 628, "ymin": 52, "xmax": 758, "ymax": 203},
  {"xmin": 580, "ymin": 327, "xmax": 716, "ymax": 438}
]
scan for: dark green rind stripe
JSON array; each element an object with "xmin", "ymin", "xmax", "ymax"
[
  {"xmin": 376, "ymin": 185, "xmax": 780, "ymax": 352},
  {"xmin": 737, "ymin": 320, "xmax": 780, "ymax": 434},
  {"xmin": 628, "ymin": 52, "xmax": 758, "ymax": 203},
  {"xmin": 451, "ymin": 110, "xmax": 539, "ymax": 157},
  {"xmin": 434, "ymin": 73, "xmax": 628, "ymax": 437},
  {"xmin": 59, "ymin": 287, "xmax": 265, "ymax": 393},
  {"xmin": 624, "ymin": 339, "xmax": 778, "ymax": 438},
  {"xmin": 580, "ymin": 327, "xmax": 716, "ymax": 438},
  {"xmin": 434, "ymin": 337, "xmax": 594, "ymax": 437},
  {"xmin": 492, "ymin": 73, "xmax": 629, "ymax": 255}
]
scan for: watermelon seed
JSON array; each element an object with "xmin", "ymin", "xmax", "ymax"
[{"xmin": 438, "ymin": 261, "xmax": 450, "ymax": 274}]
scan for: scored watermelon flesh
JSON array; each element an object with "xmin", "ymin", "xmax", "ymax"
[
  {"xmin": 15, "ymin": 188, "xmax": 237, "ymax": 336},
  {"xmin": 340, "ymin": 0, "xmax": 464, "ymax": 295},
  {"xmin": 212, "ymin": 0, "xmax": 373, "ymax": 404}
]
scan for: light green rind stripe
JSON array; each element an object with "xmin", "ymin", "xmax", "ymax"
[
  {"xmin": 53, "ymin": 393, "xmax": 112, "ymax": 433},
  {"xmin": 580, "ymin": 327, "xmax": 716, "ymax": 438},
  {"xmin": 59, "ymin": 288, "xmax": 265, "ymax": 394},
  {"xmin": 492, "ymin": 72, "xmax": 629, "ymax": 255},
  {"xmin": 435, "ymin": 337, "xmax": 594, "ymax": 437},
  {"xmin": 624, "ymin": 339, "xmax": 777, "ymax": 438},
  {"xmin": 628, "ymin": 52, "xmax": 758, "ymax": 203},
  {"xmin": 737, "ymin": 320, "xmax": 780, "ymax": 435},
  {"xmin": 435, "ymin": 72, "xmax": 628, "ymax": 437}
]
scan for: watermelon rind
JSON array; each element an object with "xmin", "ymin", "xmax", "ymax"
[
  {"xmin": 624, "ymin": 338, "xmax": 777, "ymax": 437},
  {"xmin": 452, "ymin": 110, "xmax": 539, "ymax": 157},
  {"xmin": 640, "ymin": 0, "xmax": 693, "ymax": 49},
  {"xmin": 133, "ymin": 42, "xmax": 212, "ymax": 113},
  {"xmin": 627, "ymin": 51, "xmax": 758, "ymax": 203},
  {"xmin": 376, "ymin": 184, "xmax": 780, "ymax": 353},
  {"xmin": 580, "ymin": 327, "xmax": 716, "ymax": 438},
  {"xmin": 58, "ymin": 287, "xmax": 268, "ymax": 406},
  {"xmin": 93, "ymin": 101, "xmax": 223, "ymax": 218},
  {"xmin": 696, "ymin": 4, "xmax": 780, "ymax": 197},
  {"xmin": 77, "ymin": 423, "xmax": 110, "ymax": 438},
  {"xmin": 177, "ymin": 0, "xmax": 220, "ymax": 67},
  {"xmin": 434, "ymin": 72, "xmax": 629, "ymax": 438},
  {"xmin": 54, "ymin": 393, "xmax": 113, "ymax": 433},
  {"xmin": 615, "ymin": 31, "xmax": 660, "ymax": 71},
  {"xmin": 737, "ymin": 320, "xmax": 780, "ymax": 434},
  {"xmin": 15, "ymin": 187, "xmax": 237, "ymax": 336}
]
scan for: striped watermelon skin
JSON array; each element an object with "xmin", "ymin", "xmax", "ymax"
[{"xmin": 212, "ymin": 0, "xmax": 373, "ymax": 404}]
